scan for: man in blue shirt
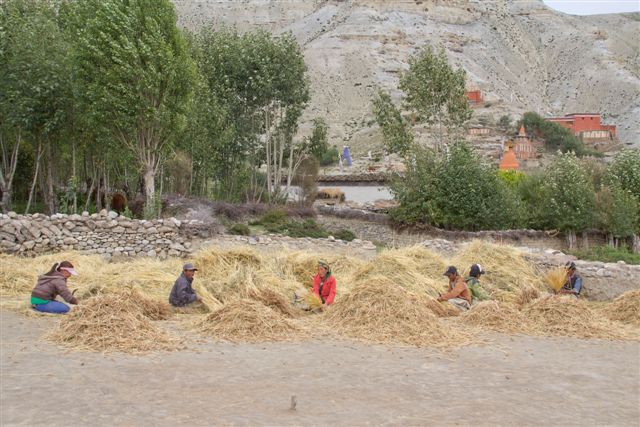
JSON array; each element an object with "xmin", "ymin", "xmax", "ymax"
[
  {"xmin": 169, "ymin": 263, "xmax": 200, "ymax": 307},
  {"xmin": 559, "ymin": 261, "xmax": 583, "ymax": 297}
]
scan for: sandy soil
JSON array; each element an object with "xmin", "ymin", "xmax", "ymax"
[{"xmin": 1, "ymin": 310, "xmax": 638, "ymax": 426}]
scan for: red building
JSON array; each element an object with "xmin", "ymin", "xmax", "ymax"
[
  {"xmin": 512, "ymin": 125, "xmax": 540, "ymax": 160},
  {"xmin": 499, "ymin": 146, "xmax": 519, "ymax": 171},
  {"xmin": 465, "ymin": 90, "xmax": 483, "ymax": 105},
  {"xmin": 547, "ymin": 113, "xmax": 617, "ymax": 140}
]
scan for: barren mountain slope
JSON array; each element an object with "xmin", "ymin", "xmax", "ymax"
[{"xmin": 173, "ymin": 0, "xmax": 640, "ymax": 151}]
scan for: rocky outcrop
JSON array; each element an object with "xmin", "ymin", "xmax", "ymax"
[{"xmin": 0, "ymin": 210, "xmax": 214, "ymax": 259}]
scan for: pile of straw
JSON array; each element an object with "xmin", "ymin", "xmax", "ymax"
[
  {"xmin": 325, "ymin": 277, "xmax": 472, "ymax": 348},
  {"xmin": 47, "ymin": 294, "xmax": 180, "ymax": 353},
  {"xmin": 248, "ymin": 288, "xmax": 298, "ymax": 318},
  {"xmin": 461, "ymin": 301, "xmax": 529, "ymax": 333},
  {"xmin": 600, "ymin": 290, "xmax": 640, "ymax": 326},
  {"xmin": 523, "ymin": 296, "xmax": 634, "ymax": 340},
  {"xmin": 424, "ymin": 297, "xmax": 460, "ymax": 318},
  {"xmin": 452, "ymin": 240, "xmax": 544, "ymax": 294},
  {"xmin": 193, "ymin": 299, "xmax": 301, "ymax": 343},
  {"xmin": 516, "ymin": 285, "xmax": 542, "ymax": 306}
]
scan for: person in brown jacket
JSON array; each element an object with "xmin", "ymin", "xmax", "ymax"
[
  {"xmin": 31, "ymin": 261, "xmax": 79, "ymax": 314},
  {"xmin": 437, "ymin": 266, "xmax": 471, "ymax": 311}
]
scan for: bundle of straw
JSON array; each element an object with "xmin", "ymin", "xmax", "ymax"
[
  {"xmin": 193, "ymin": 299, "xmax": 301, "ymax": 343},
  {"xmin": 600, "ymin": 290, "xmax": 640, "ymax": 326},
  {"xmin": 516, "ymin": 285, "xmax": 542, "ymax": 306},
  {"xmin": 523, "ymin": 296, "xmax": 634, "ymax": 340},
  {"xmin": 47, "ymin": 294, "xmax": 180, "ymax": 353},
  {"xmin": 248, "ymin": 288, "xmax": 298, "ymax": 318},
  {"xmin": 325, "ymin": 276, "xmax": 474, "ymax": 348},
  {"xmin": 543, "ymin": 267, "xmax": 568, "ymax": 292},
  {"xmin": 424, "ymin": 297, "xmax": 460, "ymax": 318},
  {"xmin": 461, "ymin": 301, "xmax": 529, "ymax": 333}
]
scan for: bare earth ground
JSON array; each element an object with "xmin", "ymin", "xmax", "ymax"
[{"xmin": 1, "ymin": 310, "xmax": 638, "ymax": 427}]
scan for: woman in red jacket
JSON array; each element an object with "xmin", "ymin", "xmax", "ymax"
[{"xmin": 312, "ymin": 260, "xmax": 336, "ymax": 306}]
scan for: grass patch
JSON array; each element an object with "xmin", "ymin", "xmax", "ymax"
[
  {"xmin": 228, "ymin": 223, "xmax": 251, "ymax": 236},
  {"xmin": 570, "ymin": 245, "xmax": 640, "ymax": 265},
  {"xmin": 250, "ymin": 209, "xmax": 330, "ymax": 239}
]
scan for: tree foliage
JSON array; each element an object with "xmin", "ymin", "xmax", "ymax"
[
  {"xmin": 520, "ymin": 112, "xmax": 600, "ymax": 157},
  {"xmin": 372, "ymin": 90, "xmax": 414, "ymax": 156}
]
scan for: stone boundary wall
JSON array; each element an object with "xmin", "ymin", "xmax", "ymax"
[
  {"xmin": 317, "ymin": 205, "xmax": 611, "ymax": 251},
  {"xmin": 0, "ymin": 210, "xmax": 214, "ymax": 259}
]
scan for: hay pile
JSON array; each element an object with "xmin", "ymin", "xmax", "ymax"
[
  {"xmin": 424, "ymin": 297, "xmax": 460, "ymax": 318},
  {"xmin": 325, "ymin": 277, "xmax": 473, "ymax": 348},
  {"xmin": 194, "ymin": 299, "xmax": 301, "ymax": 343},
  {"xmin": 47, "ymin": 293, "xmax": 180, "ymax": 353},
  {"xmin": 516, "ymin": 285, "xmax": 542, "ymax": 306},
  {"xmin": 523, "ymin": 296, "xmax": 634, "ymax": 340},
  {"xmin": 452, "ymin": 240, "xmax": 544, "ymax": 295},
  {"xmin": 600, "ymin": 290, "xmax": 640, "ymax": 326},
  {"xmin": 461, "ymin": 301, "xmax": 529, "ymax": 333},
  {"xmin": 248, "ymin": 288, "xmax": 298, "ymax": 318}
]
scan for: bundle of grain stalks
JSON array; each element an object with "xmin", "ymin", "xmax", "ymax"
[
  {"xmin": 349, "ymin": 246, "xmax": 447, "ymax": 297},
  {"xmin": 600, "ymin": 290, "xmax": 640, "ymax": 326},
  {"xmin": 424, "ymin": 296, "xmax": 460, "ymax": 318},
  {"xmin": 523, "ymin": 296, "xmax": 636, "ymax": 340},
  {"xmin": 543, "ymin": 266, "xmax": 568, "ymax": 292},
  {"xmin": 248, "ymin": 288, "xmax": 298, "ymax": 318},
  {"xmin": 325, "ymin": 276, "xmax": 473, "ymax": 347},
  {"xmin": 452, "ymin": 240, "xmax": 544, "ymax": 294},
  {"xmin": 47, "ymin": 293, "xmax": 180, "ymax": 353},
  {"xmin": 516, "ymin": 285, "xmax": 542, "ymax": 306},
  {"xmin": 194, "ymin": 247, "xmax": 263, "ymax": 277},
  {"xmin": 461, "ymin": 301, "xmax": 529, "ymax": 333},
  {"xmin": 193, "ymin": 299, "xmax": 301, "ymax": 342}
]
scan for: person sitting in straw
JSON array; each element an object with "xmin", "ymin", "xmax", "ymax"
[
  {"xmin": 559, "ymin": 261, "xmax": 583, "ymax": 298},
  {"xmin": 312, "ymin": 260, "xmax": 336, "ymax": 306},
  {"xmin": 169, "ymin": 263, "xmax": 201, "ymax": 307},
  {"xmin": 465, "ymin": 263, "xmax": 489, "ymax": 303},
  {"xmin": 438, "ymin": 266, "xmax": 471, "ymax": 311},
  {"xmin": 31, "ymin": 261, "xmax": 79, "ymax": 314}
]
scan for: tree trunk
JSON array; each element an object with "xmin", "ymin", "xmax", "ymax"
[
  {"xmin": 0, "ymin": 130, "xmax": 22, "ymax": 213},
  {"xmin": 44, "ymin": 141, "xmax": 56, "ymax": 215},
  {"xmin": 72, "ymin": 139, "xmax": 77, "ymax": 214},
  {"xmin": 607, "ymin": 233, "xmax": 615, "ymax": 248},
  {"xmin": 25, "ymin": 141, "xmax": 43, "ymax": 214},
  {"xmin": 632, "ymin": 234, "xmax": 639, "ymax": 253},
  {"xmin": 581, "ymin": 231, "xmax": 589, "ymax": 250},
  {"xmin": 143, "ymin": 163, "xmax": 156, "ymax": 214},
  {"xmin": 565, "ymin": 230, "xmax": 577, "ymax": 250}
]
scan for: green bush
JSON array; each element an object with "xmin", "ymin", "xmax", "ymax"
[
  {"xmin": 228, "ymin": 223, "xmax": 250, "ymax": 236},
  {"xmin": 520, "ymin": 112, "xmax": 602, "ymax": 157},
  {"xmin": 250, "ymin": 209, "xmax": 289, "ymax": 232},
  {"xmin": 319, "ymin": 146, "xmax": 339, "ymax": 166},
  {"xmin": 333, "ymin": 229, "xmax": 356, "ymax": 241},
  {"xmin": 285, "ymin": 219, "xmax": 329, "ymax": 238},
  {"xmin": 569, "ymin": 245, "xmax": 640, "ymax": 265}
]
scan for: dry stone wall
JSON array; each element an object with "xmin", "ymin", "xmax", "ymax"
[{"xmin": 0, "ymin": 210, "xmax": 211, "ymax": 259}]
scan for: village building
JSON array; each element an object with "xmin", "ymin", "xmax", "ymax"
[
  {"xmin": 547, "ymin": 113, "xmax": 617, "ymax": 141},
  {"xmin": 465, "ymin": 90, "xmax": 483, "ymax": 105},
  {"xmin": 499, "ymin": 145, "xmax": 519, "ymax": 170},
  {"xmin": 512, "ymin": 125, "xmax": 540, "ymax": 160}
]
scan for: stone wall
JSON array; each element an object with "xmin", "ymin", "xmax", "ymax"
[{"xmin": 0, "ymin": 210, "xmax": 213, "ymax": 259}]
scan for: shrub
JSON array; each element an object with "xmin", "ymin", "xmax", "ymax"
[
  {"xmin": 228, "ymin": 223, "xmax": 250, "ymax": 236},
  {"xmin": 333, "ymin": 229, "xmax": 356, "ymax": 241},
  {"xmin": 319, "ymin": 146, "xmax": 340, "ymax": 166}
]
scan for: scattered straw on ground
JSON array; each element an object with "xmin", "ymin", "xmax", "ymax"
[
  {"xmin": 193, "ymin": 299, "xmax": 301, "ymax": 343},
  {"xmin": 46, "ymin": 294, "xmax": 180, "ymax": 353},
  {"xmin": 600, "ymin": 290, "xmax": 640, "ymax": 326},
  {"xmin": 325, "ymin": 277, "xmax": 474, "ymax": 348},
  {"xmin": 461, "ymin": 301, "xmax": 529, "ymax": 333}
]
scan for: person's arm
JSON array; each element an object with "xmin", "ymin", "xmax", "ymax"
[
  {"xmin": 438, "ymin": 280, "xmax": 465, "ymax": 301},
  {"xmin": 571, "ymin": 276, "xmax": 582, "ymax": 294},
  {"xmin": 55, "ymin": 279, "xmax": 78, "ymax": 304},
  {"xmin": 312, "ymin": 275, "xmax": 320, "ymax": 296},
  {"xmin": 324, "ymin": 277, "xmax": 337, "ymax": 305},
  {"xmin": 176, "ymin": 278, "xmax": 197, "ymax": 304}
]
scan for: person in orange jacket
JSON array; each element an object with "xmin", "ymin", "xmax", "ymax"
[
  {"xmin": 437, "ymin": 265, "xmax": 471, "ymax": 311},
  {"xmin": 312, "ymin": 260, "xmax": 336, "ymax": 306}
]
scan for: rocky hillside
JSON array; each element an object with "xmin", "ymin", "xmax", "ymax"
[{"xmin": 173, "ymin": 0, "xmax": 640, "ymax": 152}]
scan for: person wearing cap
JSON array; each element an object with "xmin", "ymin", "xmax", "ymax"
[
  {"xmin": 30, "ymin": 261, "xmax": 79, "ymax": 314},
  {"xmin": 169, "ymin": 263, "xmax": 200, "ymax": 307},
  {"xmin": 559, "ymin": 261, "xmax": 583, "ymax": 297},
  {"xmin": 465, "ymin": 264, "xmax": 489, "ymax": 303},
  {"xmin": 437, "ymin": 266, "xmax": 472, "ymax": 311},
  {"xmin": 312, "ymin": 260, "xmax": 336, "ymax": 306}
]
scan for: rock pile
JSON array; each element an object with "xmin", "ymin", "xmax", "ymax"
[{"xmin": 0, "ymin": 210, "xmax": 209, "ymax": 258}]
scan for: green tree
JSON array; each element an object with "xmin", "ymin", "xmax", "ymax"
[
  {"xmin": 596, "ymin": 186, "xmax": 639, "ymax": 246},
  {"xmin": 539, "ymin": 152, "xmax": 596, "ymax": 248},
  {"xmin": 498, "ymin": 115, "xmax": 512, "ymax": 132},
  {"xmin": 520, "ymin": 112, "xmax": 598, "ymax": 157},
  {"xmin": 71, "ymin": 0, "xmax": 195, "ymax": 212},
  {"xmin": 399, "ymin": 46, "xmax": 471, "ymax": 149},
  {"xmin": 305, "ymin": 118, "xmax": 329, "ymax": 160},
  {"xmin": 390, "ymin": 142, "xmax": 521, "ymax": 230},
  {"xmin": 606, "ymin": 149, "xmax": 640, "ymax": 251},
  {"xmin": 0, "ymin": 0, "xmax": 72, "ymax": 214},
  {"xmin": 372, "ymin": 90, "xmax": 414, "ymax": 156}
]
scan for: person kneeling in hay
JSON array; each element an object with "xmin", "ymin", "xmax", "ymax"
[
  {"xmin": 31, "ymin": 261, "xmax": 79, "ymax": 314},
  {"xmin": 558, "ymin": 261, "xmax": 583, "ymax": 298},
  {"xmin": 169, "ymin": 263, "xmax": 201, "ymax": 307},
  {"xmin": 465, "ymin": 264, "xmax": 490, "ymax": 303},
  {"xmin": 312, "ymin": 260, "xmax": 336, "ymax": 307},
  {"xmin": 438, "ymin": 266, "xmax": 472, "ymax": 311}
]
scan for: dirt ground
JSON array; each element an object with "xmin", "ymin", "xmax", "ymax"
[{"xmin": 1, "ymin": 310, "xmax": 638, "ymax": 427}]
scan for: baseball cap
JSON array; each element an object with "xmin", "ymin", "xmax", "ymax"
[
  {"xmin": 470, "ymin": 264, "xmax": 485, "ymax": 277},
  {"xmin": 443, "ymin": 266, "xmax": 458, "ymax": 276},
  {"xmin": 183, "ymin": 263, "xmax": 198, "ymax": 271}
]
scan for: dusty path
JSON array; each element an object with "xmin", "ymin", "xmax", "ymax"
[{"xmin": 1, "ymin": 310, "xmax": 638, "ymax": 426}]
